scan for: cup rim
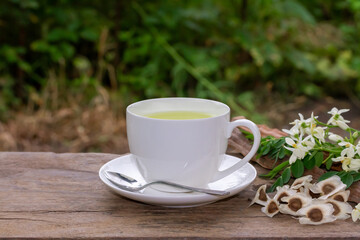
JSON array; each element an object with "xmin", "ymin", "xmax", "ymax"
[{"xmin": 126, "ymin": 97, "xmax": 230, "ymax": 121}]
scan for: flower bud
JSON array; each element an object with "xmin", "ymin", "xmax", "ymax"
[
  {"xmin": 328, "ymin": 133, "xmax": 343, "ymax": 142},
  {"xmin": 353, "ymin": 131, "xmax": 359, "ymax": 139},
  {"xmin": 337, "ymin": 121, "xmax": 350, "ymax": 131}
]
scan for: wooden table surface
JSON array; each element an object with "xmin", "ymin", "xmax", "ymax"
[{"xmin": 1, "ymin": 152, "xmax": 360, "ymax": 239}]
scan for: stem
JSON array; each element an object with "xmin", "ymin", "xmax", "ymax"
[
  {"xmin": 260, "ymin": 160, "xmax": 290, "ymax": 179},
  {"xmin": 314, "ymin": 137, "xmax": 321, "ymax": 146},
  {"xmin": 348, "ymin": 128, "xmax": 354, "ymax": 144},
  {"xmin": 312, "ymin": 147, "xmax": 342, "ymax": 154},
  {"xmin": 348, "ymin": 127, "xmax": 360, "ymax": 133},
  {"xmin": 314, "ymin": 118, "xmax": 337, "ymax": 129},
  {"xmin": 322, "ymin": 153, "xmax": 334, "ymax": 164}
]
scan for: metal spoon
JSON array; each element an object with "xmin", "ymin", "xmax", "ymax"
[{"xmin": 104, "ymin": 170, "xmax": 230, "ymax": 196}]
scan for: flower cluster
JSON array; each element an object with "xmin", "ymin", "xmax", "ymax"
[
  {"xmin": 258, "ymin": 108, "xmax": 360, "ymax": 192},
  {"xmin": 282, "ymin": 107, "xmax": 360, "ymax": 171}
]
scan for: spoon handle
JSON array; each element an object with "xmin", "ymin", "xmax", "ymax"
[
  {"xmin": 150, "ymin": 181, "xmax": 230, "ymax": 196},
  {"xmin": 105, "ymin": 171, "xmax": 230, "ymax": 196}
]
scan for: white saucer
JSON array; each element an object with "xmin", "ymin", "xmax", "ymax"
[{"xmin": 99, "ymin": 154, "xmax": 257, "ymax": 208}]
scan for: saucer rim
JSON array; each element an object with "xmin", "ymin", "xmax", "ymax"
[{"xmin": 99, "ymin": 153, "xmax": 257, "ymax": 207}]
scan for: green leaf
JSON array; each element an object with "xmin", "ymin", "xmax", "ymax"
[
  {"xmin": 278, "ymin": 147, "xmax": 286, "ymax": 159},
  {"xmin": 291, "ymin": 159, "xmax": 304, "ymax": 178},
  {"xmin": 18, "ymin": 0, "xmax": 39, "ymax": 9},
  {"xmin": 303, "ymin": 155, "xmax": 315, "ymax": 170},
  {"xmin": 269, "ymin": 176, "xmax": 284, "ymax": 193},
  {"xmin": 282, "ymin": 0, "xmax": 316, "ymax": 24},
  {"xmin": 171, "ymin": 63, "xmax": 187, "ymax": 96},
  {"xmin": 18, "ymin": 61, "xmax": 31, "ymax": 72},
  {"xmin": 269, "ymin": 150, "xmax": 278, "ymax": 159},
  {"xmin": 353, "ymin": 173, "xmax": 360, "ymax": 182},
  {"xmin": 341, "ymin": 173, "xmax": 354, "ymax": 188},
  {"xmin": 47, "ymin": 28, "xmax": 78, "ymax": 42},
  {"xmin": 318, "ymin": 171, "xmax": 338, "ymax": 182},
  {"xmin": 302, "ymin": 83, "xmax": 322, "ymax": 97},
  {"xmin": 237, "ymin": 91, "xmax": 255, "ymax": 112},
  {"xmin": 262, "ymin": 144, "xmax": 271, "ymax": 155},
  {"xmin": 60, "ymin": 43, "xmax": 75, "ymax": 59},
  {"xmin": 325, "ymin": 158, "xmax": 333, "ymax": 170},
  {"xmin": 281, "ymin": 167, "xmax": 291, "ymax": 184},
  {"xmin": 314, "ymin": 152, "xmax": 324, "ymax": 167},
  {"xmin": 30, "ymin": 40, "xmax": 50, "ymax": 52},
  {"xmin": 274, "ymin": 138, "xmax": 284, "ymax": 148},
  {"xmin": 285, "ymin": 48, "xmax": 316, "ymax": 74},
  {"xmin": 336, "ymin": 171, "xmax": 348, "ymax": 178},
  {"xmin": 80, "ymin": 28, "xmax": 99, "ymax": 41}
]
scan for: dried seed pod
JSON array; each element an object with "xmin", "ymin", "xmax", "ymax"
[
  {"xmin": 295, "ymin": 183, "xmax": 315, "ymax": 198},
  {"xmin": 308, "ymin": 188, "xmax": 321, "ymax": 199},
  {"xmin": 322, "ymin": 199, "xmax": 352, "ymax": 220},
  {"xmin": 279, "ymin": 193, "xmax": 312, "ymax": 216},
  {"xmin": 329, "ymin": 190, "xmax": 350, "ymax": 202},
  {"xmin": 291, "ymin": 175, "xmax": 313, "ymax": 190},
  {"xmin": 310, "ymin": 175, "xmax": 346, "ymax": 199},
  {"xmin": 250, "ymin": 185, "xmax": 269, "ymax": 206},
  {"xmin": 297, "ymin": 203, "xmax": 336, "ymax": 225},
  {"xmin": 261, "ymin": 199, "xmax": 280, "ymax": 217},
  {"xmin": 274, "ymin": 185, "xmax": 296, "ymax": 204}
]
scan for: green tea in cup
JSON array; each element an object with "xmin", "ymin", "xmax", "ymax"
[{"xmin": 145, "ymin": 111, "xmax": 213, "ymax": 120}]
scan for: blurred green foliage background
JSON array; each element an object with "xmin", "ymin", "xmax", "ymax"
[{"xmin": 1, "ymin": 0, "xmax": 360, "ymax": 122}]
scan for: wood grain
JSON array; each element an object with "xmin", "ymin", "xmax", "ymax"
[{"xmin": 1, "ymin": 152, "xmax": 360, "ymax": 239}]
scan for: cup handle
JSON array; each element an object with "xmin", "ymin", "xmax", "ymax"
[{"xmin": 212, "ymin": 119, "xmax": 261, "ymax": 181}]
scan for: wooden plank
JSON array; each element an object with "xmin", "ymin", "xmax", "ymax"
[{"xmin": 0, "ymin": 152, "xmax": 360, "ymax": 239}]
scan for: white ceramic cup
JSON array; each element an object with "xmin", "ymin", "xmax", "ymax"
[{"xmin": 126, "ymin": 98, "xmax": 261, "ymax": 191}]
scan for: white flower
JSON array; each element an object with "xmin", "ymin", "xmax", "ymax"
[
  {"xmin": 338, "ymin": 141, "xmax": 355, "ymax": 157},
  {"xmin": 355, "ymin": 142, "xmax": 360, "ymax": 156},
  {"xmin": 327, "ymin": 107, "xmax": 350, "ymax": 130},
  {"xmin": 328, "ymin": 133, "xmax": 344, "ymax": 143},
  {"xmin": 305, "ymin": 112, "xmax": 326, "ymax": 143},
  {"xmin": 284, "ymin": 136, "xmax": 314, "ymax": 164},
  {"xmin": 348, "ymin": 159, "xmax": 360, "ymax": 171},
  {"xmin": 352, "ymin": 203, "xmax": 360, "ymax": 222},
  {"xmin": 314, "ymin": 127, "xmax": 326, "ymax": 141},
  {"xmin": 306, "ymin": 112, "xmax": 318, "ymax": 128},
  {"xmin": 311, "ymin": 126, "xmax": 326, "ymax": 143},
  {"xmin": 332, "ymin": 142, "xmax": 359, "ymax": 171},
  {"xmin": 289, "ymin": 113, "xmax": 309, "ymax": 136},
  {"xmin": 332, "ymin": 155, "xmax": 360, "ymax": 172},
  {"xmin": 332, "ymin": 142, "xmax": 360, "ymax": 171},
  {"xmin": 282, "ymin": 127, "xmax": 300, "ymax": 138}
]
